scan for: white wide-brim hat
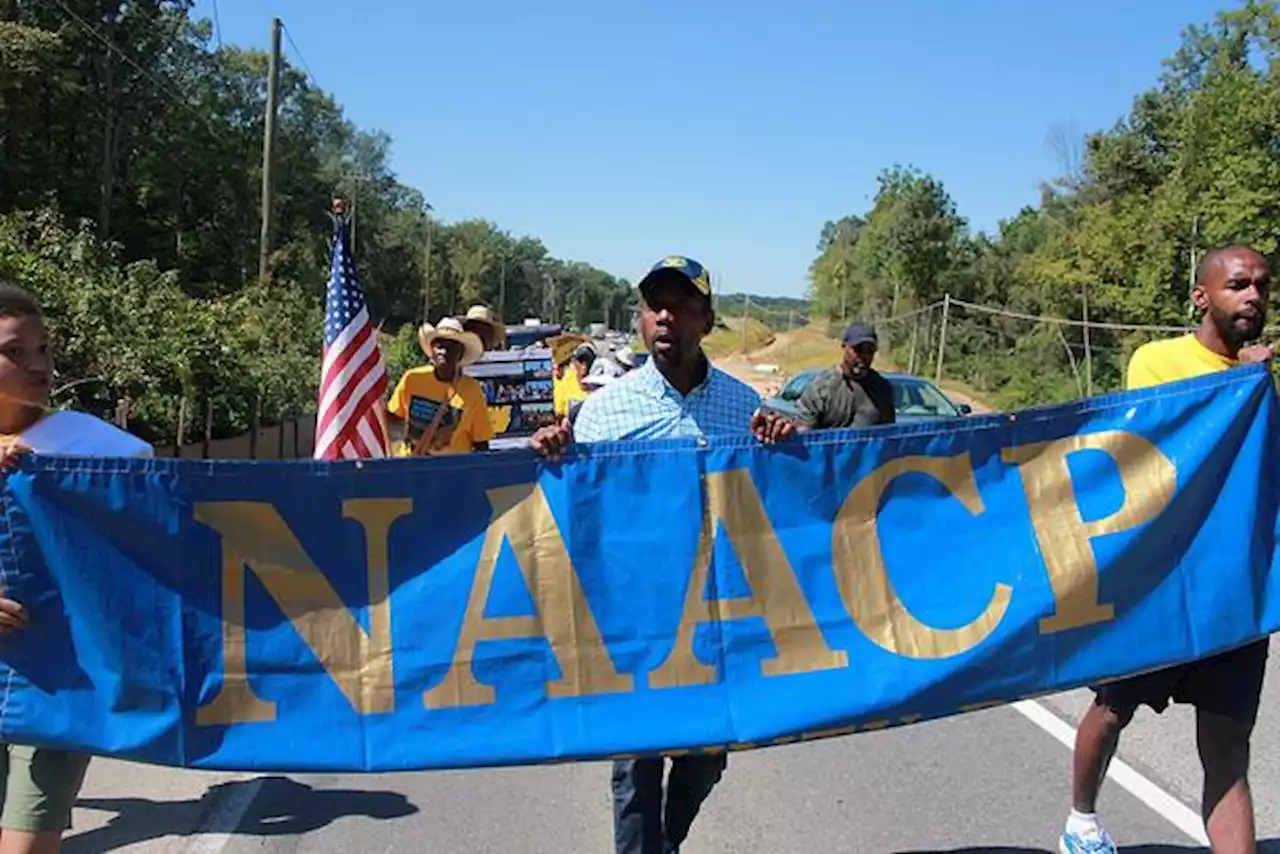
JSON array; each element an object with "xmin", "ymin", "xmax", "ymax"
[
  {"xmin": 418, "ymin": 317, "xmax": 484, "ymax": 366},
  {"xmin": 614, "ymin": 346, "xmax": 637, "ymax": 370}
]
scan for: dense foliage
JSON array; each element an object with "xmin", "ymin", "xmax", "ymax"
[
  {"xmin": 6, "ymin": 0, "xmax": 1279, "ymax": 432},
  {"xmin": 808, "ymin": 1, "xmax": 1280, "ymax": 408},
  {"xmin": 0, "ymin": 0, "xmax": 628, "ymax": 440}
]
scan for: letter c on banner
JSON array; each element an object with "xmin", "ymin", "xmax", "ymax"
[{"xmin": 832, "ymin": 454, "xmax": 1011, "ymax": 659}]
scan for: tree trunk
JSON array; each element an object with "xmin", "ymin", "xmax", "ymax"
[{"xmin": 96, "ymin": 13, "xmax": 118, "ymax": 240}]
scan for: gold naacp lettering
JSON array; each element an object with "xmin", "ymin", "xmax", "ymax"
[
  {"xmin": 833, "ymin": 453, "xmax": 1012, "ymax": 659},
  {"xmin": 649, "ymin": 468, "xmax": 847, "ymax": 689},
  {"xmin": 194, "ymin": 498, "xmax": 411, "ymax": 725},
  {"xmin": 423, "ymin": 483, "xmax": 632, "ymax": 709},
  {"xmin": 1003, "ymin": 430, "xmax": 1175, "ymax": 633}
]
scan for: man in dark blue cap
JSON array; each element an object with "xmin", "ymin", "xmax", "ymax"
[
  {"xmin": 793, "ymin": 320, "xmax": 895, "ymax": 429},
  {"xmin": 529, "ymin": 254, "xmax": 794, "ymax": 854}
]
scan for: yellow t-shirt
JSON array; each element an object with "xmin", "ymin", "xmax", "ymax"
[
  {"xmin": 388, "ymin": 366, "xmax": 493, "ymax": 456},
  {"xmin": 1125, "ymin": 334, "xmax": 1236, "ymax": 391},
  {"xmin": 553, "ymin": 371, "xmax": 588, "ymax": 417},
  {"xmin": 487, "ymin": 404, "xmax": 512, "ymax": 434}
]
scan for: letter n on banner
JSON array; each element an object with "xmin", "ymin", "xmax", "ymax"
[
  {"xmin": 650, "ymin": 469, "xmax": 848, "ymax": 689},
  {"xmin": 194, "ymin": 499, "xmax": 411, "ymax": 725}
]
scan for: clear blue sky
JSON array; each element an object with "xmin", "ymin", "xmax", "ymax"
[{"xmin": 200, "ymin": 0, "xmax": 1228, "ymax": 298}]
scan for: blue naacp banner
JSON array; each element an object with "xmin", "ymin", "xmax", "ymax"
[{"xmin": 0, "ymin": 366, "xmax": 1278, "ymax": 773}]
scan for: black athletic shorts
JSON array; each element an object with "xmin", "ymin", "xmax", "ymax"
[{"xmin": 1093, "ymin": 638, "xmax": 1270, "ymax": 726}]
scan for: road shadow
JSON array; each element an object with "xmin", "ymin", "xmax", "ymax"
[
  {"xmin": 894, "ymin": 848, "xmax": 1053, "ymax": 853},
  {"xmin": 895, "ymin": 843, "xmax": 1280, "ymax": 854},
  {"xmin": 65, "ymin": 776, "xmax": 418, "ymax": 852},
  {"xmin": 1123, "ymin": 844, "xmax": 1280, "ymax": 854}
]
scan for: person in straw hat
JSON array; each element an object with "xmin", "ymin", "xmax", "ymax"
[
  {"xmin": 461, "ymin": 304, "xmax": 513, "ymax": 434},
  {"xmin": 387, "ymin": 316, "xmax": 492, "ymax": 456},
  {"xmin": 548, "ymin": 333, "xmax": 592, "ymax": 417},
  {"xmin": 462, "ymin": 304, "xmax": 507, "ymax": 351}
]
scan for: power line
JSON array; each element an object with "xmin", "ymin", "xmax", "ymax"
[
  {"xmin": 282, "ymin": 23, "xmax": 319, "ymax": 90},
  {"xmin": 43, "ymin": 0, "xmax": 193, "ymax": 110},
  {"xmin": 39, "ymin": 0, "xmax": 256, "ymax": 152},
  {"xmin": 948, "ymin": 297, "xmax": 1198, "ymax": 334}
]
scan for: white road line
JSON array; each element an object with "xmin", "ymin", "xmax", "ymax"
[
  {"xmin": 181, "ymin": 774, "xmax": 266, "ymax": 854},
  {"xmin": 1013, "ymin": 699, "xmax": 1210, "ymax": 846}
]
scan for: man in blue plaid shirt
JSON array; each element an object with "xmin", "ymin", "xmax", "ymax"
[{"xmin": 531, "ymin": 255, "xmax": 792, "ymax": 854}]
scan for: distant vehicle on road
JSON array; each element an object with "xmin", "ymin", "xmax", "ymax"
[
  {"xmin": 504, "ymin": 322, "xmax": 563, "ymax": 350},
  {"xmin": 763, "ymin": 370, "xmax": 973, "ymax": 423}
]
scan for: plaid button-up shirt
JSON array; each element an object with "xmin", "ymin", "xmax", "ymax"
[{"xmin": 573, "ymin": 356, "xmax": 761, "ymax": 443}]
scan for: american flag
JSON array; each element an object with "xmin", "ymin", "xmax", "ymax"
[{"xmin": 314, "ymin": 216, "xmax": 389, "ymax": 460}]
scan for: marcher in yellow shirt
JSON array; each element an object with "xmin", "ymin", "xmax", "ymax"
[
  {"xmin": 1126, "ymin": 333, "xmax": 1239, "ymax": 389},
  {"xmin": 1060, "ymin": 244, "xmax": 1273, "ymax": 854},
  {"xmin": 556, "ymin": 345, "xmax": 594, "ymax": 415},
  {"xmin": 388, "ymin": 317, "xmax": 492, "ymax": 456},
  {"xmin": 548, "ymin": 334, "xmax": 591, "ymax": 417},
  {"xmin": 462, "ymin": 304, "xmax": 512, "ymax": 434}
]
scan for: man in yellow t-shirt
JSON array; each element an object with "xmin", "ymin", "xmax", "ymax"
[
  {"xmin": 1061, "ymin": 244, "xmax": 1273, "ymax": 854},
  {"xmin": 462, "ymin": 304, "xmax": 513, "ymax": 434},
  {"xmin": 548, "ymin": 334, "xmax": 591, "ymax": 417},
  {"xmin": 388, "ymin": 317, "xmax": 493, "ymax": 456}
]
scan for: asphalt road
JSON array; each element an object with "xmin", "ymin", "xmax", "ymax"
[{"xmin": 60, "ymin": 657, "xmax": 1280, "ymax": 853}]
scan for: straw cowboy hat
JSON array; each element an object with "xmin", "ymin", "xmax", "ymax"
[
  {"xmin": 463, "ymin": 305, "xmax": 507, "ymax": 348},
  {"xmin": 418, "ymin": 317, "xmax": 484, "ymax": 366},
  {"xmin": 547, "ymin": 333, "xmax": 590, "ymax": 366}
]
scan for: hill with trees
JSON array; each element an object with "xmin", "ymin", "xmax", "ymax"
[
  {"xmin": 806, "ymin": 1, "xmax": 1280, "ymax": 409},
  {"xmin": 6, "ymin": 0, "xmax": 1279, "ymax": 436}
]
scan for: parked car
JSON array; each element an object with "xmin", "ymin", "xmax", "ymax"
[{"xmin": 762, "ymin": 369, "xmax": 973, "ymax": 423}]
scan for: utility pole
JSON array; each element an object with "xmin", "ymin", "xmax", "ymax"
[
  {"xmin": 421, "ymin": 218, "xmax": 434, "ymax": 323},
  {"xmin": 786, "ymin": 309, "xmax": 795, "ymax": 373},
  {"xmin": 1189, "ymin": 214, "xmax": 1202, "ymax": 292},
  {"xmin": 257, "ymin": 17, "xmax": 282, "ymax": 283},
  {"xmin": 741, "ymin": 295, "xmax": 751, "ymax": 353},
  {"xmin": 499, "ymin": 254, "xmax": 507, "ymax": 319},
  {"xmin": 1082, "ymin": 282, "xmax": 1093, "ymax": 397},
  {"xmin": 341, "ymin": 172, "xmax": 372, "ymax": 255},
  {"xmin": 934, "ymin": 293, "xmax": 951, "ymax": 385}
]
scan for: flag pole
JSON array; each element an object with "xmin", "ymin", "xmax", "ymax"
[
  {"xmin": 331, "ymin": 196, "xmax": 389, "ymax": 449},
  {"xmin": 315, "ymin": 196, "xmax": 390, "ymax": 460}
]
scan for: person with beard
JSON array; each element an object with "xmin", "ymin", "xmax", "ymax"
[
  {"xmin": 388, "ymin": 317, "xmax": 492, "ymax": 456},
  {"xmin": 1059, "ymin": 244, "xmax": 1273, "ymax": 854},
  {"xmin": 528, "ymin": 255, "xmax": 792, "ymax": 854},
  {"xmin": 791, "ymin": 320, "xmax": 895, "ymax": 429}
]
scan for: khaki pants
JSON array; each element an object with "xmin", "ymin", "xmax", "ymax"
[{"xmin": 0, "ymin": 745, "xmax": 90, "ymax": 833}]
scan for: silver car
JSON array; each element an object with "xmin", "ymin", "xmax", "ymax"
[{"xmin": 763, "ymin": 370, "xmax": 973, "ymax": 422}]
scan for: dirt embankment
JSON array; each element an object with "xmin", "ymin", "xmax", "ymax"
[{"xmin": 717, "ymin": 327, "xmax": 994, "ymax": 413}]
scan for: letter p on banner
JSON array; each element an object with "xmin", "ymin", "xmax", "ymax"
[{"xmin": 1004, "ymin": 430, "xmax": 1176, "ymax": 634}]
